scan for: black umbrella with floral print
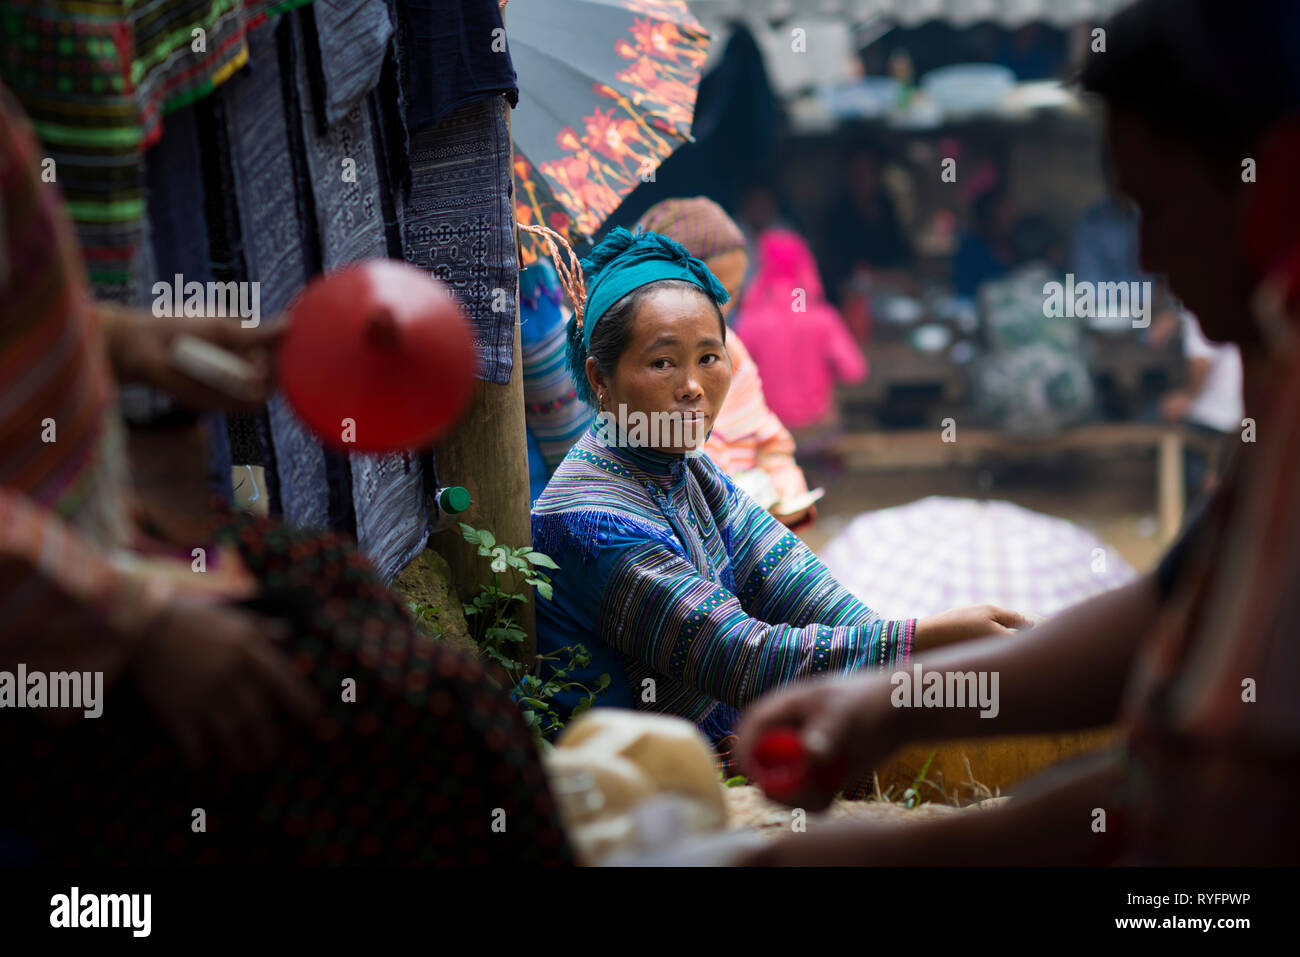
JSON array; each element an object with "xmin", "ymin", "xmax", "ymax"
[{"xmin": 507, "ymin": 0, "xmax": 713, "ymax": 265}]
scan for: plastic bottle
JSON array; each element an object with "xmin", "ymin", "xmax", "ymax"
[{"xmin": 431, "ymin": 485, "xmax": 471, "ymax": 532}]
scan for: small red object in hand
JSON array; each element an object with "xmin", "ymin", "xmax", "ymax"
[
  {"xmin": 279, "ymin": 260, "xmax": 478, "ymax": 453},
  {"xmin": 753, "ymin": 727, "xmax": 851, "ymax": 801},
  {"xmin": 752, "ymin": 728, "xmax": 810, "ymax": 799}
]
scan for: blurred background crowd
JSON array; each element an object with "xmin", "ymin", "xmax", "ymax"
[{"xmin": 528, "ymin": 0, "xmax": 1243, "ymax": 598}]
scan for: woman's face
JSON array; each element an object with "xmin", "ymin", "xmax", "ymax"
[{"xmin": 587, "ymin": 284, "xmax": 732, "ymax": 454}]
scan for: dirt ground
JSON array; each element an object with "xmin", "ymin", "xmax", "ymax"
[
  {"xmin": 726, "ymin": 785, "xmax": 1009, "ymax": 834},
  {"xmin": 390, "ymin": 549, "xmax": 479, "ymax": 659}
]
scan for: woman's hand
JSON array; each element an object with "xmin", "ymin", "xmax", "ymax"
[
  {"xmin": 127, "ymin": 596, "xmax": 322, "ymax": 771},
  {"xmin": 734, "ymin": 673, "xmax": 900, "ymax": 812},
  {"xmin": 102, "ymin": 305, "xmax": 283, "ymax": 410},
  {"xmin": 914, "ymin": 603, "xmax": 1032, "ymax": 651},
  {"xmin": 734, "ymin": 606, "xmax": 1033, "ymax": 809}
]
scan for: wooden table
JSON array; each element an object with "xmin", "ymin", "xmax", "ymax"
[
  {"xmin": 842, "ymin": 335, "xmax": 1183, "ymax": 426},
  {"xmin": 845, "ymin": 341, "xmax": 966, "ymax": 408},
  {"xmin": 831, "ymin": 423, "xmax": 1220, "ymax": 547}
]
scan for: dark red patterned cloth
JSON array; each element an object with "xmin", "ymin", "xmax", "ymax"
[{"xmin": 1, "ymin": 508, "xmax": 573, "ymax": 866}]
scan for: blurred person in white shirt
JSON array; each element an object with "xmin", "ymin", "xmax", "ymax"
[{"xmin": 1159, "ymin": 310, "xmax": 1244, "ymax": 502}]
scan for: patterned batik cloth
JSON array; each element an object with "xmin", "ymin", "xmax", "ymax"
[
  {"xmin": 219, "ymin": 15, "xmax": 332, "ymax": 533},
  {"xmin": 288, "ymin": 8, "xmax": 430, "ymax": 584},
  {"xmin": 303, "ymin": 0, "xmax": 392, "ymax": 129},
  {"xmin": 1119, "ymin": 344, "xmax": 1300, "ymax": 864},
  {"xmin": 143, "ymin": 103, "xmax": 212, "ymax": 299},
  {"xmin": 0, "ymin": 0, "xmax": 317, "ymax": 300},
  {"xmin": 289, "ymin": 10, "xmax": 387, "ymax": 270},
  {"xmin": 0, "ymin": 505, "xmax": 573, "ymax": 866},
  {"xmin": 403, "ymin": 94, "xmax": 517, "ymax": 385},
  {"xmin": 212, "ymin": 11, "xmax": 429, "ymax": 584},
  {"xmin": 531, "ymin": 422, "xmax": 915, "ymax": 732}
]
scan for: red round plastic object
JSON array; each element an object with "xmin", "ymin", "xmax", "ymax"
[
  {"xmin": 278, "ymin": 261, "xmax": 478, "ymax": 453},
  {"xmin": 752, "ymin": 728, "xmax": 809, "ymax": 799}
]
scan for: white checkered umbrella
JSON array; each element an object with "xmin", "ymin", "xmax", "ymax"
[
  {"xmin": 818, "ymin": 496, "xmax": 1136, "ymax": 619},
  {"xmin": 689, "ymin": 1, "xmax": 1133, "ymax": 29}
]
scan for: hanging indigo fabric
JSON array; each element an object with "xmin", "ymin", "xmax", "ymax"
[
  {"xmin": 219, "ymin": 17, "xmax": 331, "ymax": 532},
  {"xmin": 374, "ymin": 0, "xmax": 411, "ymax": 204},
  {"xmin": 400, "ymin": 0, "xmax": 518, "ymax": 132},
  {"xmin": 144, "ymin": 105, "xmax": 212, "ymax": 292},
  {"xmin": 290, "ymin": 11, "xmax": 388, "ymax": 269},
  {"xmin": 304, "ymin": 0, "xmax": 394, "ymax": 129},
  {"xmin": 403, "ymin": 95, "xmax": 518, "ymax": 385},
  {"xmin": 350, "ymin": 452, "xmax": 432, "ymax": 583},
  {"xmin": 140, "ymin": 101, "xmax": 233, "ymax": 500},
  {"xmin": 293, "ymin": 9, "xmax": 431, "ymax": 583}
]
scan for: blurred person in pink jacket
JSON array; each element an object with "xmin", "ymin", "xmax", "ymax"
[{"xmin": 733, "ymin": 229, "xmax": 868, "ymax": 451}]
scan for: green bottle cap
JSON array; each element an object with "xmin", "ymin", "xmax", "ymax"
[{"xmin": 439, "ymin": 486, "xmax": 471, "ymax": 514}]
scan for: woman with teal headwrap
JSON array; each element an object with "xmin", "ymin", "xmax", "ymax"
[{"xmin": 531, "ymin": 227, "xmax": 1027, "ymax": 739}]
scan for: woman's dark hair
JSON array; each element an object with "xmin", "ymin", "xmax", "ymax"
[
  {"xmin": 1077, "ymin": 0, "xmax": 1300, "ymax": 176},
  {"xmin": 565, "ymin": 278, "xmax": 725, "ymax": 406}
]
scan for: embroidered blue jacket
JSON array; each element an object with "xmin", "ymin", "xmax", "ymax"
[{"xmin": 531, "ymin": 423, "xmax": 915, "ymax": 729}]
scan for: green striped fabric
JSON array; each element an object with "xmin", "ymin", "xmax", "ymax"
[{"xmin": 0, "ymin": 0, "xmax": 314, "ymax": 299}]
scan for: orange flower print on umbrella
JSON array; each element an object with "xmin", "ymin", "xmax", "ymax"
[
  {"xmin": 584, "ymin": 108, "xmax": 644, "ymax": 164},
  {"xmin": 505, "ymin": 0, "xmax": 712, "ymax": 266},
  {"xmin": 629, "ymin": 18, "xmax": 690, "ymax": 65}
]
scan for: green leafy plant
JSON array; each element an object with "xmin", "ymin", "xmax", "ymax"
[
  {"xmin": 405, "ymin": 601, "xmax": 443, "ymax": 639},
  {"xmin": 515, "ymin": 644, "xmax": 611, "ymax": 741},
  {"xmin": 458, "ymin": 523, "xmax": 608, "ymax": 742}
]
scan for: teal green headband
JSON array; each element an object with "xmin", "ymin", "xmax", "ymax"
[{"xmin": 579, "ymin": 226, "xmax": 731, "ymax": 355}]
